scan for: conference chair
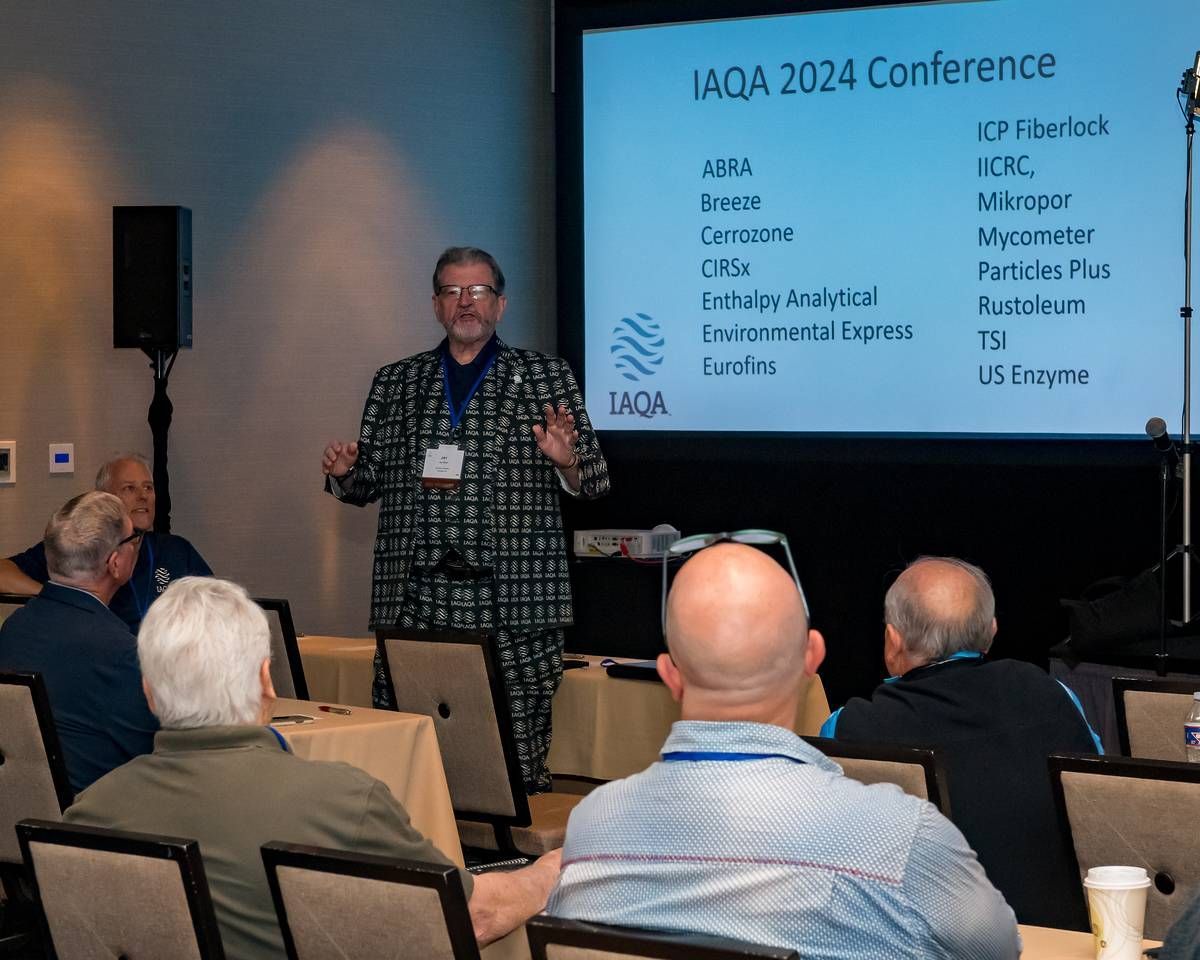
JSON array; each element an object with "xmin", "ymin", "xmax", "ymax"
[
  {"xmin": 803, "ymin": 736, "xmax": 952, "ymax": 817},
  {"xmin": 253, "ymin": 597, "xmax": 309, "ymax": 701},
  {"xmin": 1112, "ymin": 676, "xmax": 1198, "ymax": 761},
  {"xmin": 262, "ymin": 841, "xmax": 479, "ymax": 960},
  {"xmin": 0, "ymin": 671, "xmax": 72, "ymax": 954},
  {"xmin": 526, "ymin": 916, "xmax": 800, "ymax": 960},
  {"xmin": 376, "ymin": 628, "xmax": 582, "ymax": 861},
  {"xmin": 1050, "ymin": 752, "xmax": 1200, "ymax": 940},
  {"xmin": 16, "ymin": 818, "xmax": 224, "ymax": 959}
]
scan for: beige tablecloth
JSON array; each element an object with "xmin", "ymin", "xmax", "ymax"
[
  {"xmin": 271, "ymin": 696, "xmax": 463, "ymax": 866},
  {"xmin": 548, "ymin": 655, "xmax": 830, "ymax": 781},
  {"xmin": 1017, "ymin": 924, "xmax": 1160, "ymax": 958},
  {"xmin": 298, "ymin": 639, "xmax": 831, "ymax": 782},
  {"xmin": 464, "ymin": 923, "xmax": 1159, "ymax": 960},
  {"xmin": 298, "ymin": 635, "xmax": 376, "ymax": 706}
]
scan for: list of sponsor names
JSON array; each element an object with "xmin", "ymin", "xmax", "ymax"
[
  {"xmin": 974, "ymin": 113, "xmax": 1110, "ymax": 390},
  {"xmin": 696, "ymin": 156, "xmax": 901, "ymax": 378},
  {"xmin": 694, "ymin": 112, "xmax": 1111, "ymax": 385}
]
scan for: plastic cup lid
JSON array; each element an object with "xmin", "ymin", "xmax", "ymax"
[{"xmin": 1084, "ymin": 865, "xmax": 1151, "ymax": 889}]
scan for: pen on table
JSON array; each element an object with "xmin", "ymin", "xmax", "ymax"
[{"xmin": 317, "ymin": 705, "xmax": 352, "ymax": 715}]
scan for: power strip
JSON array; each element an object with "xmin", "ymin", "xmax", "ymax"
[{"xmin": 573, "ymin": 527, "xmax": 680, "ymax": 559}]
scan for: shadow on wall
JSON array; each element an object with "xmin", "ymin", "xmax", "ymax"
[
  {"xmin": 0, "ymin": 76, "xmax": 126, "ymax": 446},
  {"xmin": 179, "ymin": 121, "xmax": 435, "ymax": 633}
]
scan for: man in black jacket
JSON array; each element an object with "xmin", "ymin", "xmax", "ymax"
[
  {"xmin": 321, "ymin": 247, "xmax": 609, "ymax": 793},
  {"xmin": 823, "ymin": 556, "xmax": 1101, "ymax": 930}
]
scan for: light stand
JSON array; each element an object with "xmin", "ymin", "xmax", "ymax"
[
  {"xmin": 1147, "ymin": 57, "xmax": 1200, "ymax": 676},
  {"xmin": 1176, "ymin": 53, "xmax": 1200, "ymax": 636},
  {"xmin": 1183, "ymin": 58, "xmax": 1198, "ymax": 627}
]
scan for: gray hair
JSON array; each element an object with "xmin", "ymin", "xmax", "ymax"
[
  {"xmin": 137, "ymin": 577, "xmax": 271, "ymax": 729},
  {"xmin": 884, "ymin": 556, "xmax": 995, "ymax": 663},
  {"xmin": 432, "ymin": 246, "xmax": 505, "ymax": 294},
  {"xmin": 94, "ymin": 453, "xmax": 151, "ymax": 492},
  {"xmin": 44, "ymin": 492, "xmax": 126, "ymax": 581}
]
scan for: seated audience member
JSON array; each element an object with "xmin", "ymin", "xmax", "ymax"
[
  {"xmin": 66, "ymin": 576, "xmax": 561, "ymax": 959},
  {"xmin": 822, "ymin": 556, "xmax": 1101, "ymax": 930},
  {"xmin": 0, "ymin": 491, "xmax": 158, "ymax": 793},
  {"xmin": 547, "ymin": 544, "xmax": 1019, "ymax": 960},
  {"xmin": 0, "ymin": 453, "xmax": 211, "ymax": 630}
]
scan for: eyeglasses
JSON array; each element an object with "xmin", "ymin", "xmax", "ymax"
[
  {"xmin": 661, "ymin": 529, "xmax": 810, "ymax": 633},
  {"xmin": 115, "ymin": 528, "xmax": 147, "ymax": 549},
  {"xmin": 436, "ymin": 283, "xmax": 498, "ymax": 301}
]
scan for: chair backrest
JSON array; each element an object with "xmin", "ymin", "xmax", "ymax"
[
  {"xmin": 253, "ymin": 597, "xmax": 309, "ymax": 701},
  {"xmin": 526, "ymin": 916, "xmax": 799, "ymax": 960},
  {"xmin": 1113, "ymin": 676, "xmax": 1197, "ymax": 760},
  {"xmin": 16, "ymin": 818, "xmax": 224, "ymax": 959},
  {"xmin": 0, "ymin": 672, "xmax": 73, "ymax": 866},
  {"xmin": 803, "ymin": 737, "xmax": 952, "ymax": 817},
  {"xmin": 1050, "ymin": 752, "xmax": 1200, "ymax": 940},
  {"xmin": 262, "ymin": 841, "xmax": 480, "ymax": 960},
  {"xmin": 376, "ymin": 628, "xmax": 531, "ymax": 830}
]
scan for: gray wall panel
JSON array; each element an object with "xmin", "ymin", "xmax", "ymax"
[{"xmin": 0, "ymin": 0, "xmax": 555, "ymax": 636}]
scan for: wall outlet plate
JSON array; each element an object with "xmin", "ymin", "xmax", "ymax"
[{"xmin": 0, "ymin": 441, "xmax": 13, "ymax": 484}]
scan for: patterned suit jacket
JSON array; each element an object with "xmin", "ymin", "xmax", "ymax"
[{"xmin": 333, "ymin": 340, "xmax": 609, "ymax": 631}]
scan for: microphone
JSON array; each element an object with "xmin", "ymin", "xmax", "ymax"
[{"xmin": 1146, "ymin": 416, "xmax": 1180, "ymax": 469}]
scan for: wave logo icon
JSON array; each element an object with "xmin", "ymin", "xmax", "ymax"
[{"xmin": 611, "ymin": 313, "xmax": 665, "ymax": 382}]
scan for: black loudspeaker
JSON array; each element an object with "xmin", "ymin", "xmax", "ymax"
[{"xmin": 113, "ymin": 205, "xmax": 192, "ymax": 350}]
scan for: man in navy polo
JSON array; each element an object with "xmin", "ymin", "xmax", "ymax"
[
  {"xmin": 0, "ymin": 491, "xmax": 158, "ymax": 793},
  {"xmin": 0, "ymin": 453, "xmax": 210, "ymax": 631}
]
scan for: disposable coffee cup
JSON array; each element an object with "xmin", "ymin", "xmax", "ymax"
[{"xmin": 1083, "ymin": 865, "xmax": 1151, "ymax": 960}]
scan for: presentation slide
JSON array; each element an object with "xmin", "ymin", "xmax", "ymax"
[{"xmin": 581, "ymin": 0, "xmax": 1200, "ymax": 436}]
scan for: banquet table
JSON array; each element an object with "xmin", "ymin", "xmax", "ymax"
[
  {"xmin": 548, "ymin": 654, "xmax": 830, "ymax": 781},
  {"xmin": 298, "ymin": 638, "xmax": 831, "ymax": 782},
  {"xmin": 270, "ymin": 696, "xmax": 463, "ymax": 866},
  {"xmin": 467, "ymin": 923, "xmax": 1164, "ymax": 960},
  {"xmin": 297, "ymin": 635, "xmax": 376, "ymax": 706},
  {"xmin": 1017, "ymin": 924, "xmax": 1160, "ymax": 958}
]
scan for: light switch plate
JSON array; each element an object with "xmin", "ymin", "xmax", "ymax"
[
  {"xmin": 0, "ymin": 441, "xmax": 13, "ymax": 484},
  {"xmin": 48, "ymin": 442, "xmax": 74, "ymax": 475}
]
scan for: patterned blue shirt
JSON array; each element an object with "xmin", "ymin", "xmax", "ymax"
[{"xmin": 547, "ymin": 720, "xmax": 1020, "ymax": 960}]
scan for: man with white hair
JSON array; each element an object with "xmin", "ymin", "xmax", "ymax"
[
  {"xmin": 822, "ymin": 556, "xmax": 1101, "ymax": 930},
  {"xmin": 65, "ymin": 576, "xmax": 563, "ymax": 960},
  {"xmin": 548, "ymin": 544, "xmax": 1019, "ymax": 959},
  {"xmin": 0, "ymin": 491, "xmax": 158, "ymax": 793},
  {"xmin": 0, "ymin": 452, "xmax": 211, "ymax": 630}
]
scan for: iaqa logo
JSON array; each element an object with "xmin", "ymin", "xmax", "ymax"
[{"xmin": 609, "ymin": 312, "xmax": 668, "ymax": 419}]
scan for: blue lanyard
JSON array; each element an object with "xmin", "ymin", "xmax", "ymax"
[
  {"xmin": 441, "ymin": 352, "xmax": 497, "ymax": 430},
  {"xmin": 129, "ymin": 536, "xmax": 156, "ymax": 621},
  {"xmin": 662, "ymin": 751, "xmax": 805, "ymax": 764},
  {"xmin": 267, "ymin": 726, "xmax": 292, "ymax": 752}
]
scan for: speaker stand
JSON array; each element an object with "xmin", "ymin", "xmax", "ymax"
[{"xmin": 144, "ymin": 348, "xmax": 178, "ymax": 534}]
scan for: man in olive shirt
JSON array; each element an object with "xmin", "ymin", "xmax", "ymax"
[{"xmin": 65, "ymin": 576, "xmax": 560, "ymax": 959}]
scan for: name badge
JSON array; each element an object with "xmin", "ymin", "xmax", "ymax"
[{"xmin": 422, "ymin": 444, "xmax": 464, "ymax": 489}]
